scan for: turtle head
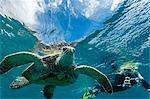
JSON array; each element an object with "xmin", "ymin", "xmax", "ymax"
[
  {"xmin": 56, "ymin": 46, "xmax": 75, "ymax": 67},
  {"xmin": 62, "ymin": 46, "xmax": 75, "ymax": 54}
]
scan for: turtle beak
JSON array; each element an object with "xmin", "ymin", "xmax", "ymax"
[
  {"xmin": 71, "ymin": 48, "xmax": 75, "ymax": 53},
  {"xmin": 62, "ymin": 46, "xmax": 75, "ymax": 54}
]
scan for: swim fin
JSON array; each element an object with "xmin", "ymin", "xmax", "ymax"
[{"xmin": 82, "ymin": 90, "xmax": 96, "ymax": 99}]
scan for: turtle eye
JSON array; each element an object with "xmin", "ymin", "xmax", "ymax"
[
  {"xmin": 73, "ymin": 49, "xmax": 75, "ymax": 52},
  {"xmin": 63, "ymin": 47, "xmax": 68, "ymax": 51}
]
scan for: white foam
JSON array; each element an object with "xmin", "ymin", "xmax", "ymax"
[
  {"xmin": 0, "ymin": 0, "xmax": 123, "ymax": 44},
  {"xmin": 0, "ymin": 0, "xmax": 44, "ymax": 27},
  {"xmin": 71, "ymin": 0, "xmax": 121, "ymax": 21},
  {"xmin": 111, "ymin": 0, "xmax": 123, "ymax": 11}
]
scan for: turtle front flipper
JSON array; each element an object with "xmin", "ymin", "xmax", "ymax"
[
  {"xmin": 10, "ymin": 76, "xmax": 30, "ymax": 89},
  {"xmin": 74, "ymin": 65, "xmax": 113, "ymax": 94},
  {"xmin": 43, "ymin": 85, "xmax": 56, "ymax": 99},
  {"xmin": 0, "ymin": 52, "xmax": 42, "ymax": 74}
]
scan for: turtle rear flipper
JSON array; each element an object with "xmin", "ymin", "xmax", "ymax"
[
  {"xmin": 10, "ymin": 76, "xmax": 30, "ymax": 89},
  {"xmin": 74, "ymin": 65, "xmax": 113, "ymax": 94},
  {"xmin": 0, "ymin": 52, "xmax": 42, "ymax": 75},
  {"xmin": 43, "ymin": 85, "xmax": 56, "ymax": 99}
]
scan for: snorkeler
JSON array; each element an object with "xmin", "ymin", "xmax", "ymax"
[{"xmin": 82, "ymin": 62, "xmax": 150, "ymax": 99}]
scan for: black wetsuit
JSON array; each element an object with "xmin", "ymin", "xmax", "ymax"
[{"xmin": 92, "ymin": 73, "xmax": 150, "ymax": 95}]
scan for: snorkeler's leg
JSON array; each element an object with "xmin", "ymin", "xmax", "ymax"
[
  {"xmin": 95, "ymin": 83, "xmax": 127, "ymax": 93},
  {"xmin": 82, "ymin": 85, "xmax": 102, "ymax": 99},
  {"xmin": 94, "ymin": 85, "xmax": 106, "ymax": 93}
]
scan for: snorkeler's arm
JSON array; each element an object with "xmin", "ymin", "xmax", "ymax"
[
  {"xmin": 141, "ymin": 79, "xmax": 150, "ymax": 92},
  {"xmin": 137, "ymin": 73, "xmax": 150, "ymax": 92}
]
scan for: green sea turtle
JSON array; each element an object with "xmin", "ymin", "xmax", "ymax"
[{"xmin": 0, "ymin": 46, "xmax": 113, "ymax": 99}]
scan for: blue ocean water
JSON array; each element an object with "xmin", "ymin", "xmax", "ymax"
[{"xmin": 0, "ymin": 0, "xmax": 150, "ymax": 99}]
